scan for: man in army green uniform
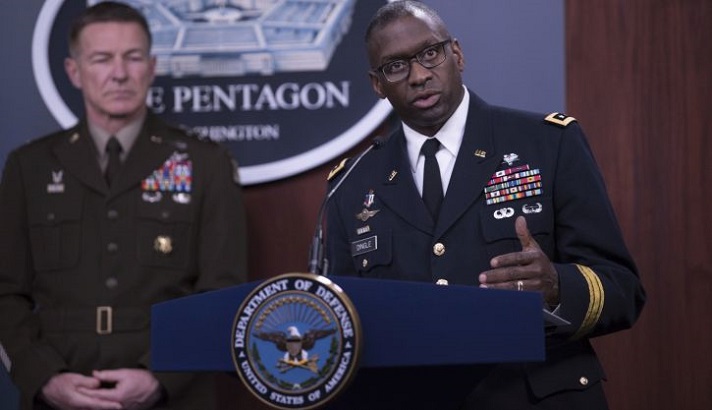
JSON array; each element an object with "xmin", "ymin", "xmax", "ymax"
[{"xmin": 0, "ymin": 2, "xmax": 248, "ymax": 409}]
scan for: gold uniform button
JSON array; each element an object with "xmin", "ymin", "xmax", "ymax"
[
  {"xmin": 579, "ymin": 376, "xmax": 589, "ymax": 386},
  {"xmin": 436, "ymin": 279, "xmax": 449, "ymax": 286},
  {"xmin": 433, "ymin": 243, "xmax": 445, "ymax": 256},
  {"xmin": 105, "ymin": 277, "xmax": 118, "ymax": 289}
]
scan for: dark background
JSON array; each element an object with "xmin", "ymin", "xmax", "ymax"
[{"xmin": 1, "ymin": 0, "xmax": 710, "ymax": 409}]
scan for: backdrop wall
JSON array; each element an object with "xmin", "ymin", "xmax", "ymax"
[{"xmin": 0, "ymin": 0, "xmax": 564, "ymax": 170}]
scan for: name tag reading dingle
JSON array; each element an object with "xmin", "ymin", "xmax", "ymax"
[{"xmin": 351, "ymin": 235, "xmax": 377, "ymax": 256}]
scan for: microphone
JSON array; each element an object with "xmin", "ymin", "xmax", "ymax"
[{"xmin": 308, "ymin": 137, "xmax": 385, "ymax": 275}]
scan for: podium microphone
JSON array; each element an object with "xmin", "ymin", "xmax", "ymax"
[{"xmin": 308, "ymin": 137, "xmax": 384, "ymax": 275}]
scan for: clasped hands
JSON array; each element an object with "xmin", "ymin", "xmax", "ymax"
[{"xmin": 41, "ymin": 368, "xmax": 162, "ymax": 410}]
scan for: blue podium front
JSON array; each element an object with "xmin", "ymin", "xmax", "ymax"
[{"xmin": 151, "ymin": 276, "xmax": 545, "ymax": 409}]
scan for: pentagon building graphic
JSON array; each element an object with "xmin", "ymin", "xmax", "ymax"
[{"xmin": 96, "ymin": 0, "xmax": 356, "ymax": 77}]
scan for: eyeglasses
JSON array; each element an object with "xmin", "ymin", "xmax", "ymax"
[{"xmin": 373, "ymin": 39, "xmax": 452, "ymax": 83}]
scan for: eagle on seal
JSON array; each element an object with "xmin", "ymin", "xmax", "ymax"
[{"xmin": 255, "ymin": 326, "xmax": 337, "ymax": 372}]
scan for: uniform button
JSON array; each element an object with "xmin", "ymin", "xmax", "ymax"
[
  {"xmin": 46, "ymin": 213, "xmax": 55, "ymax": 221},
  {"xmin": 433, "ymin": 243, "xmax": 445, "ymax": 256},
  {"xmin": 161, "ymin": 211, "xmax": 170, "ymax": 219},
  {"xmin": 362, "ymin": 258, "xmax": 368, "ymax": 268},
  {"xmin": 105, "ymin": 277, "xmax": 118, "ymax": 289},
  {"xmin": 579, "ymin": 376, "xmax": 589, "ymax": 386},
  {"xmin": 107, "ymin": 209, "xmax": 118, "ymax": 219},
  {"xmin": 107, "ymin": 243, "xmax": 118, "ymax": 253},
  {"xmin": 436, "ymin": 279, "xmax": 449, "ymax": 286}
]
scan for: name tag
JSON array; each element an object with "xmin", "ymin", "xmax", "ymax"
[{"xmin": 351, "ymin": 235, "xmax": 377, "ymax": 256}]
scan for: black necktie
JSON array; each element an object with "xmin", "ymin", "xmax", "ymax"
[
  {"xmin": 105, "ymin": 137, "xmax": 122, "ymax": 187},
  {"xmin": 421, "ymin": 138, "xmax": 443, "ymax": 219}
]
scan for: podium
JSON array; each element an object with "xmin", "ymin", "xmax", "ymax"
[
  {"xmin": 0, "ymin": 364, "xmax": 19, "ymax": 410},
  {"xmin": 151, "ymin": 276, "xmax": 545, "ymax": 409}
]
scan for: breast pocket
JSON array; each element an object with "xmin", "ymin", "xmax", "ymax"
[
  {"xmin": 351, "ymin": 230, "xmax": 392, "ymax": 275},
  {"xmin": 136, "ymin": 202, "xmax": 194, "ymax": 269},
  {"xmin": 480, "ymin": 197, "xmax": 554, "ymax": 257},
  {"xmin": 28, "ymin": 199, "xmax": 83, "ymax": 271}
]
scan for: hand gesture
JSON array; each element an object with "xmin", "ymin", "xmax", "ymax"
[{"xmin": 478, "ymin": 216, "xmax": 560, "ymax": 306}]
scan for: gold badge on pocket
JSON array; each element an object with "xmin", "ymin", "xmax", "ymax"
[{"xmin": 154, "ymin": 235, "xmax": 173, "ymax": 255}]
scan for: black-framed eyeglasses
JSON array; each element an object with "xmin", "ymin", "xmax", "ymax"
[{"xmin": 373, "ymin": 39, "xmax": 452, "ymax": 83}]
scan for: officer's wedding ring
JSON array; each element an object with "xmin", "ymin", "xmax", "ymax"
[{"xmin": 516, "ymin": 280, "xmax": 524, "ymax": 291}]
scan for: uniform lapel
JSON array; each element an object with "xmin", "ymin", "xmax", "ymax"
[
  {"xmin": 435, "ymin": 93, "xmax": 501, "ymax": 238},
  {"xmin": 375, "ymin": 131, "xmax": 434, "ymax": 234},
  {"xmin": 53, "ymin": 122, "xmax": 107, "ymax": 195},
  {"xmin": 107, "ymin": 115, "xmax": 175, "ymax": 200}
]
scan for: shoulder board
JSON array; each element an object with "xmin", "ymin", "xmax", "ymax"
[
  {"xmin": 327, "ymin": 157, "xmax": 349, "ymax": 181},
  {"xmin": 544, "ymin": 112, "xmax": 577, "ymax": 127}
]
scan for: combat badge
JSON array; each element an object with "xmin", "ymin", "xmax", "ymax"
[{"xmin": 232, "ymin": 273, "xmax": 361, "ymax": 410}]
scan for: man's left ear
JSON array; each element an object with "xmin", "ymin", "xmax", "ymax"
[{"xmin": 451, "ymin": 38, "xmax": 465, "ymax": 71}]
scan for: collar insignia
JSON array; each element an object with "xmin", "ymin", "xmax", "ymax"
[{"xmin": 47, "ymin": 170, "xmax": 65, "ymax": 194}]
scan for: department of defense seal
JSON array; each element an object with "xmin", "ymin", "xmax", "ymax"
[{"xmin": 231, "ymin": 273, "xmax": 362, "ymax": 409}]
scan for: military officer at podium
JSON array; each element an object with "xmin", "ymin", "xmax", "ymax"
[
  {"xmin": 325, "ymin": 1, "xmax": 645, "ymax": 409},
  {"xmin": 0, "ymin": 2, "xmax": 247, "ymax": 409}
]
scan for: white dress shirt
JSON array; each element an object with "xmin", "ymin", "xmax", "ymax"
[{"xmin": 404, "ymin": 86, "xmax": 470, "ymax": 197}]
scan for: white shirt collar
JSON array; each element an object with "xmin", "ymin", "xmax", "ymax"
[{"xmin": 404, "ymin": 86, "xmax": 470, "ymax": 172}]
